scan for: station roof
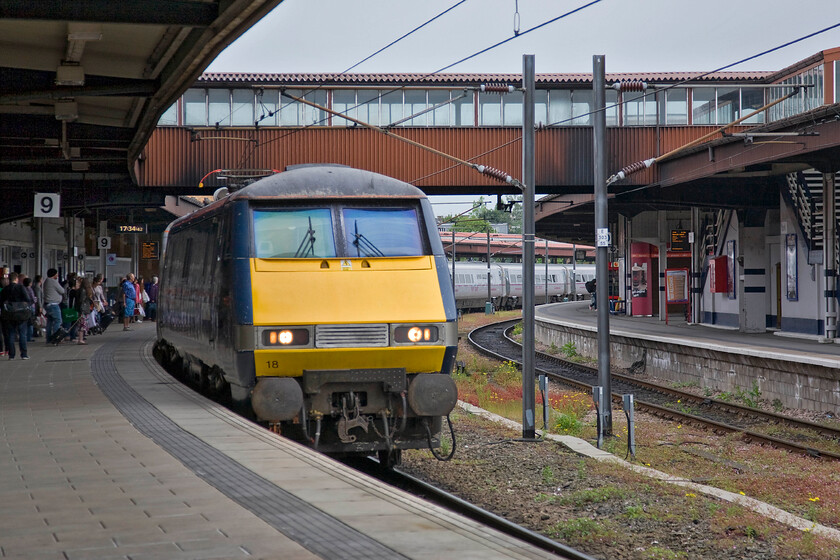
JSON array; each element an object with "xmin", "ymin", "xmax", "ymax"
[
  {"xmin": 196, "ymin": 70, "xmax": 773, "ymax": 86},
  {"xmin": 0, "ymin": 0, "xmax": 283, "ymax": 224}
]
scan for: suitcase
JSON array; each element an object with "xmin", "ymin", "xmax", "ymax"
[
  {"xmin": 50, "ymin": 326, "xmax": 70, "ymax": 345},
  {"xmin": 50, "ymin": 317, "xmax": 83, "ymax": 345},
  {"xmin": 98, "ymin": 310, "xmax": 115, "ymax": 332}
]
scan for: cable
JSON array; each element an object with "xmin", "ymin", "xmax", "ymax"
[
  {"xmin": 234, "ymin": 0, "xmax": 604, "ymax": 170},
  {"xmin": 232, "ymin": 0, "xmax": 470, "ymax": 169},
  {"xmin": 420, "ymin": 20, "xmax": 840, "ymax": 187},
  {"xmin": 544, "ymin": 19, "xmax": 840, "ymax": 129},
  {"xmin": 341, "ymin": 1, "xmax": 468, "ymax": 74}
]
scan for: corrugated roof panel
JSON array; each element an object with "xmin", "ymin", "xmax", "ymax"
[{"xmin": 196, "ymin": 71, "xmax": 774, "ymax": 87}]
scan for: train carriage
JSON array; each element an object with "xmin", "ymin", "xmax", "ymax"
[{"xmin": 155, "ymin": 165, "xmax": 458, "ymax": 464}]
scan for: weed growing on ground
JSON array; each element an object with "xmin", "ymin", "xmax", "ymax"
[{"xmin": 561, "ymin": 341, "xmax": 578, "ymax": 358}]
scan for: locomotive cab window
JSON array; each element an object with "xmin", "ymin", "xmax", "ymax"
[
  {"xmin": 253, "ymin": 209, "xmax": 337, "ymax": 258},
  {"xmin": 341, "ymin": 207, "xmax": 425, "ymax": 257}
]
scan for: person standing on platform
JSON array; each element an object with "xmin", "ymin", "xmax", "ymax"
[
  {"xmin": 586, "ymin": 278, "xmax": 597, "ymax": 310},
  {"xmin": 122, "ymin": 273, "xmax": 136, "ymax": 331},
  {"xmin": 21, "ymin": 277, "xmax": 36, "ymax": 342},
  {"xmin": 0, "ymin": 276, "xmax": 7, "ymax": 356},
  {"xmin": 0, "ymin": 272, "xmax": 33, "ymax": 359},
  {"xmin": 42, "ymin": 268, "xmax": 64, "ymax": 343},
  {"xmin": 147, "ymin": 276, "xmax": 159, "ymax": 322},
  {"xmin": 33, "ymin": 275, "xmax": 44, "ymax": 337},
  {"xmin": 135, "ymin": 276, "xmax": 146, "ymax": 322}
]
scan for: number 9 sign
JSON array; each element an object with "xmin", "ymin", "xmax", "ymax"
[{"xmin": 34, "ymin": 193, "xmax": 60, "ymax": 218}]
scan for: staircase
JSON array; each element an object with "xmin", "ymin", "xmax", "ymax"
[{"xmin": 785, "ymin": 169, "xmax": 840, "ymax": 262}]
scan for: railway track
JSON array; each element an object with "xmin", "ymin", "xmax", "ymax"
[
  {"xmin": 469, "ymin": 319, "xmax": 840, "ymax": 462},
  {"xmin": 343, "ymin": 458, "xmax": 598, "ymax": 560}
]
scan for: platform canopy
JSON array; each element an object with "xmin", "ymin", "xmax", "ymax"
[{"xmin": 0, "ymin": 0, "xmax": 284, "ymax": 223}]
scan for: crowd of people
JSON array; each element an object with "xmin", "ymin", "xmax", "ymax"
[{"xmin": 0, "ymin": 270, "xmax": 159, "ymax": 359}]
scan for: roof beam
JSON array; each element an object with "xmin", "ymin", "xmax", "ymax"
[{"xmin": 0, "ymin": 1, "xmax": 219, "ymax": 26}]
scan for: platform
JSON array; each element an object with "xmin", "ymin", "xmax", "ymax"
[
  {"xmin": 535, "ymin": 302, "xmax": 840, "ymax": 414},
  {"xmin": 0, "ymin": 323, "xmax": 557, "ymax": 560}
]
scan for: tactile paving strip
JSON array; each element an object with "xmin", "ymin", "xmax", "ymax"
[{"xmin": 91, "ymin": 342, "xmax": 407, "ymax": 560}]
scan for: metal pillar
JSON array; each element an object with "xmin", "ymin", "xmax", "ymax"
[
  {"xmin": 824, "ymin": 171, "xmax": 837, "ymax": 340},
  {"xmin": 487, "ymin": 230, "xmax": 492, "ymax": 312},
  {"xmin": 521, "ymin": 54, "xmax": 536, "ymax": 439},
  {"xmin": 99, "ymin": 220, "xmax": 108, "ymax": 277},
  {"xmin": 593, "ymin": 54, "xmax": 612, "ymax": 435},
  {"xmin": 451, "ymin": 229, "xmax": 456, "ymax": 294}
]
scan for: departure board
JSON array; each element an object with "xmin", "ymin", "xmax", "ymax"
[
  {"xmin": 141, "ymin": 241, "xmax": 159, "ymax": 260},
  {"xmin": 670, "ymin": 229, "xmax": 690, "ymax": 252}
]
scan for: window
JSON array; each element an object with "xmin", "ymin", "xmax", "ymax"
[
  {"xmin": 183, "ymin": 88, "xmax": 206, "ymax": 126},
  {"xmin": 534, "ymin": 90, "xmax": 548, "ymax": 126},
  {"xmin": 382, "ymin": 91, "xmax": 404, "ymax": 126},
  {"xmin": 571, "ymin": 90, "xmax": 592, "ymax": 125},
  {"xmin": 332, "ymin": 90, "xmax": 356, "ymax": 126},
  {"xmin": 836, "ymin": 61, "xmax": 840, "ymax": 103},
  {"xmin": 716, "ymin": 87, "xmax": 738, "ymax": 123},
  {"xmin": 158, "ymin": 102, "xmax": 178, "ymax": 126},
  {"xmin": 357, "ymin": 90, "xmax": 381, "ymax": 126},
  {"xmin": 503, "ymin": 91, "xmax": 523, "ymax": 126},
  {"xmin": 740, "ymin": 88, "xmax": 765, "ymax": 124},
  {"xmin": 280, "ymin": 89, "xmax": 328, "ymax": 126},
  {"xmin": 692, "ymin": 88, "xmax": 715, "ymax": 125},
  {"xmin": 231, "ymin": 89, "xmax": 255, "ymax": 126},
  {"xmin": 208, "ymin": 89, "xmax": 231, "ymax": 127},
  {"xmin": 662, "ymin": 88, "xmax": 687, "ymax": 125},
  {"xmin": 623, "ymin": 91, "xmax": 657, "ymax": 125},
  {"xmin": 342, "ymin": 208, "xmax": 424, "ymax": 257},
  {"xmin": 253, "ymin": 209, "xmax": 336, "ymax": 258},
  {"xmin": 478, "ymin": 92, "xmax": 501, "ymax": 125},
  {"xmin": 404, "ymin": 90, "xmax": 427, "ymax": 126},
  {"xmin": 453, "ymin": 90, "xmax": 474, "ymax": 126},
  {"xmin": 548, "ymin": 90, "xmax": 571, "ymax": 125},
  {"xmin": 605, "ymin": 90, "xmax": 619, "ymax": 126},
  {"xmin": 256, "ymin": 89, "xmax": 279, "ymax": 126},
  {"xmin": 428, "ymin": 90, "xmax": 450, "ymax": 126}
]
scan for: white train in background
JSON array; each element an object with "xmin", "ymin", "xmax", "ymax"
[{"xmin": 450, "ymin": 262, "xmax": 595, "ymax": 310}]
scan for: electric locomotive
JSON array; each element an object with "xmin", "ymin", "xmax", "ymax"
[{"xmin": 155, "ymin": 165, "xmax": 458, "ymax": 464}]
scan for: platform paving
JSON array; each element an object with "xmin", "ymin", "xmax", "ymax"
[{"xmin": 0, "ymin": 322, "xmax": 558, "ymax": 560}]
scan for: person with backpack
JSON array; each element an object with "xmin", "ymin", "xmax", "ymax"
[
  {"xmin": 0, "ymin": 272, "xmax": 33, "ymax": 359},
  {"xmin": 585, "ymin": 278, "xmax": 597, "ymax": 310}
]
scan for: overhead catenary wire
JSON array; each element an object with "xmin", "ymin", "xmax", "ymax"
[
  {"xmin": 418, "ymin": 20, "xmax": 840, "ymax": 186},
  {"xmin": 230, "ymin": 0, "xmax": 471, "ymax": 169},
  {"xmin": 232, "ymin": 0, "xmax": 604, "ymax": 171},
  {"xmin": 606, "ymin": 85, "xmax": 803, "ymax": 185},
  {"xmin": 281, "ymin": 90, "xmax": 523, "ymax": 188}
]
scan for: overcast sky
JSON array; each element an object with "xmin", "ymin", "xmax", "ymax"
[{"xmin": 208, "ymin": 0, "xmax": 840, "ymax": 215}]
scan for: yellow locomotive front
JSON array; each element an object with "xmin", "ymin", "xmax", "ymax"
[{"xmin": 245, "ymin": 171, "xmax": 458, "ymax": 460}]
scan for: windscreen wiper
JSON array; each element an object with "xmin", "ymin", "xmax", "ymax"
[
  {"xmin": 293, "ymin": 217, "xmax": 317, "ymax": 258},
  {"xmin": 352, "ymin": 220, "xmax": 385, "ymax": 257}
]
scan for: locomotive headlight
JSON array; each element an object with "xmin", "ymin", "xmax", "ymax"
[
  {"xmin": 394, "ymin": 325, "xmax": 439, "ymax": 344},
  {"xmin": 261, "ymin": 328, "xmax": 310, "ymax": 347}
]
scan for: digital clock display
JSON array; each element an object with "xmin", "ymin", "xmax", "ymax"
[{"xmin": 117, "ymin": 224, "xmax": 147, "ymax": 233}]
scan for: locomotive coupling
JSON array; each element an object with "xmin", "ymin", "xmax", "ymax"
[
  {"xmin": 407, "ymin": 374, "xmax": 458, "ymax": 417},
  {"xmin": 251, "ymin": 377, "xmax": 304, "ymax": 421}
]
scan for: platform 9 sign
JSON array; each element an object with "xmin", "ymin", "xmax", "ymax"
[{"xmin": 34, "ymin": 193, "xmax": 61, "ymax": 218}]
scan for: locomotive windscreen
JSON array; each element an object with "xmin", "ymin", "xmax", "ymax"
[
  {"xmin": 253, "ymin": 209, "xmax": 337, "ymax": 258},
  {"xmin": 253, "ymin": 206, "xmax": 426, "ymax": 259},
  {"xmin": 342, "ymin": 208, "xmax": 424, "ymax": 257}
]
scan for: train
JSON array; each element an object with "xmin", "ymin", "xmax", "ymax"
[
  {"xmin": 450, "ymin": 261, "xmax": 595, "ymax": 310},
  {"xmin": 153, "ymin": 165, "xmax": 459, "ymax": 465}
]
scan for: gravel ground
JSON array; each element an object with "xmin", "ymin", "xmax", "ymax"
[{"xmin": 401, "ymin": 410, "xmax": 835, "ymax": 560}]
